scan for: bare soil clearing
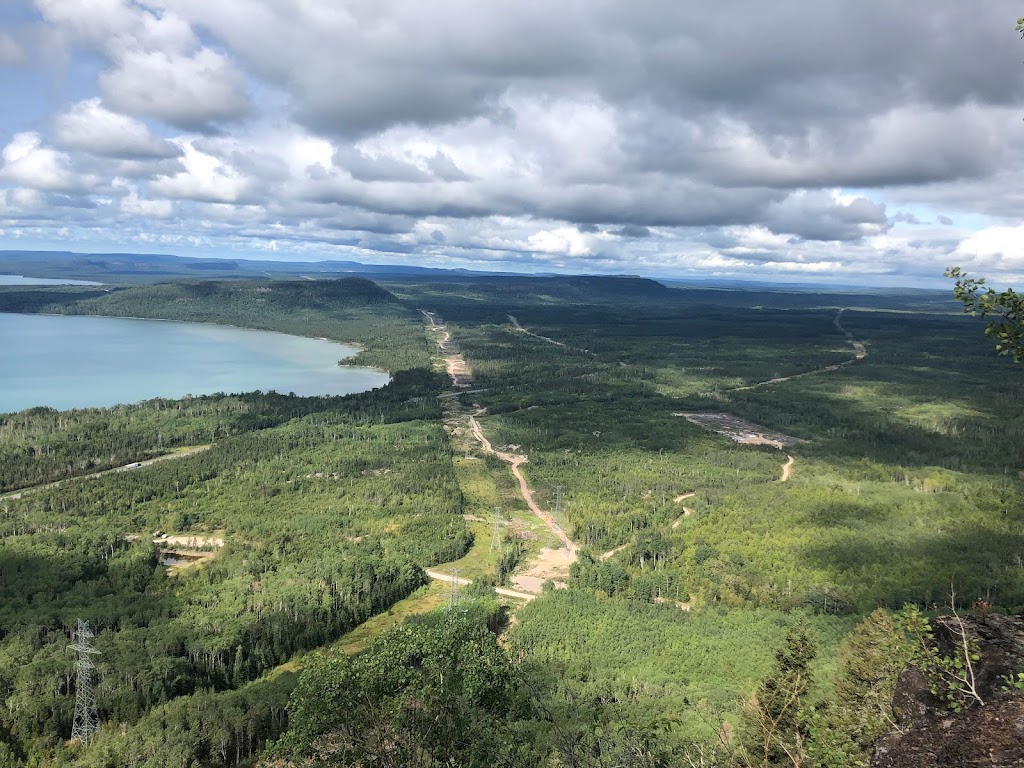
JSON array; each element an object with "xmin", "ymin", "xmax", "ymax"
[
  {"xmin": 510, "ymin": 547, "xmax": 576, "ymax": 593},
  {"xmin": 156, "ymin": 534, "xmax": 224, "ymax": 548},
  {"xmin": 152, "ymin": 533, "xmax": 224, "ymax": 572},
  {"xmin": 675, "ymin": 412, "xmax": 801, "ymax": 449}
]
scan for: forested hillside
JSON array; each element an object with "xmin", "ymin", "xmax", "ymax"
[
  {"xmin": 2, "ymin": 275, "xmax": 1021, "ymax": 766},
  {"xmin": 0, "ymin": 278, "xmax": 426, "ymax": 371}
]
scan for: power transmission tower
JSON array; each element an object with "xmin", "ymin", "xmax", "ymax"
[
  {"xmin": 489, "ymin": 507, "xmax": 503, "ymax": 554},
  {"xmin": 547, "ymin": 486, "xmax": 566, "ymax": 549},
  {"xmin": 449, "ymin": 569, "xmax": 461, "ymax": 610},
  {"xmin": 553, "ymin": 485, "xmax": 565, "ymax": 516},
  {"xmin": 68, "ymin": 620, "xmax": 101, "ymax": 744}
]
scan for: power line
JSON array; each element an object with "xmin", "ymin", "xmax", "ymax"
[{"xmin": 68, "ymin": 620, "xmax": 101, "ymax": 744}]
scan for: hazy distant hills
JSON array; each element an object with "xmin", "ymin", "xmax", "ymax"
[
  {"xmin": 0, "ymin": 249, "xmax": 514, "ymax": 283},
  {"xmin": 0, "ymin": 249, "xmax": 956, "ymax": 313}
]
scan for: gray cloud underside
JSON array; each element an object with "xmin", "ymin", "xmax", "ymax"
[{"xmin": 0, "ymin": 0, "xmax": 1021, "ymax": 283}]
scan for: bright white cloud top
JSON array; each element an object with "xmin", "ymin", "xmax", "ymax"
[{"xmin": 0, "ymin": 0, "xmax": 1022, "ymax": 286}]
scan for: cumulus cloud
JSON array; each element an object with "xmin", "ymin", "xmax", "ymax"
[
  {"xmin": 951, "ymin": 225, "xmax": 1024, "ymax": 270},
  {"xmin": 764, "ymin": 191, "xmax": 890, "ymax": 242},
  {"xmin": 100, "ymin": 48, "xmax": 249, "ymax": 130},
  {"xmin": 0, "ymin": 132, "xmax": 93, "ymax": 192},
  {"xmin": 150, "ymin": 140, "xmax": 253, "ymax": 203},
  {"xmin": 53, "ymin": 99, "xmax": 182, "ymax": 158},
  {"xmin": 37, "ymin": 0, "xmax": 249, "ymax": 131},
  {"xmin": 0, "ymin": 0, "xmax": 1022, "ymax": 284},
  {"xmin": 115, "ymin": 181, "xmax": 174, "ymax": 218}
]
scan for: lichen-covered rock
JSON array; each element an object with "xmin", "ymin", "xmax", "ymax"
[
  {"xmin": 873, "ymin": 696, "xmax": 1024, "ymax": 767},
  {"xmin": 872, "ymin": 614, "xmax": 1024, "ymax": 768}
]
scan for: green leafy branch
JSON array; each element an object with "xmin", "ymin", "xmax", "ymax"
[
  {"xmin": 945, "ymin": 267, "xmax": 1024, "ymax": 362},
  {"xmin": 899, "ymin": 601, "xmax": 984, "ymax": 713},
  {"xmin": 1000, "ymin": 671, "xmax": 1024, "ymax": 692}
]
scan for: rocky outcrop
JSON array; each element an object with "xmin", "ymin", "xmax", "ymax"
[{"xmin": 872, "ymin": 614, "xmax": 1024, "ymax": 768}]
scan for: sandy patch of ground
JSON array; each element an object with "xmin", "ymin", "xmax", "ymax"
[
  {"xmin": 151, "ymin": 534, "xmax": 223, "ymax": 572},
  {"xmin": 155, "ymin": 534, "xmax": 224, "ymax": 548},
  {"xmin": 674, "ymin": 412, "xmax": 801, "ymax": 448},
  {"xmin": 510, "ymin": 545, "xmax": 576, "ymax": 593},
  {"xmin": 653, "ymin": 596, "xmax": 691, "ymax": 611},
  {"xmin": 780, "ymin": 454, "xmax": 795, "ymax": 482}
]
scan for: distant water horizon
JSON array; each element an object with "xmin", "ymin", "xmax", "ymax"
[
  {"xmin": 0, "ymin": 274, "xmax": 102, "ymax": 286},
  {"xmin": 0, "ymin": 313, "xmax": 390, "ymax": 412}
]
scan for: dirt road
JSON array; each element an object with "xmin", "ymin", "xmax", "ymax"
[
  {"xmin": 508, "ymin": 315, "xmax": 567, "ymax": 347},
  {"xmin": 833, "ymin": 308, "xmax": 866, "ymax": 360},
  {"xmin": 421, "ymin": 310, "xmax": 473, "ymax": 387},
  {"xmin": 780, "ymin": 454, "xmax": 794, "ymax": 482},
  {"xmin": 469, "ymin": 415, "xmax": 577, "ymax": 554},
  {"xmin": 507, "ymin": 315, "xmax": 593, "ymax": 356},
  {"xmin": 599, "ymin": 544, "xmax": 628, "ymax": 561},
  {"xmin": 731, "ymin": 308, "xmax": 867, "ymax": 392},
  {"xmin": 1, "ymin": 445, "xmax": 213, "ymax": 502},
  {"xmin": 424, "ymin": 569, "xmax": 536, "ymax": 601}
]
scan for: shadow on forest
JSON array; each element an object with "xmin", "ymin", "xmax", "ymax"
[
  {"xmin": 734, "ymin": 384, "xmax": 1006, "ymax": 471},
  {"xmin": 723, "ymin": 315, "xmax": 1024, "ymax": 472},
  {"xmin": 802, "ymin": 520, "xmax": 1024, "ymax": 611},
  {"xmin": 0, "ymin": 542, "xmax": 171, "ymax": 631}
]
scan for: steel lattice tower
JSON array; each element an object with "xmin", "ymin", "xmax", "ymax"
[
  {"xmin": 68, "ymin": 620, "xmax": 101, "ymax": 744},
  {"xmin": 449, "ymin": 569, "xmax": 461, "ymax": 609},
  {"xmin": 489, "ymin": 507, "xmax": 503, "ymax": 553}
]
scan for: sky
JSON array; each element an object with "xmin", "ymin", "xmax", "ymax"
[{"xmin": 0, "ymin": 1, "xmax": 1023, "ymax": 287}]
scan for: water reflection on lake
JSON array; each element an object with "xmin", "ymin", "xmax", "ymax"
[{"xmin": 0, "ymin": 313, "xmax": 390, "ymax": 412}]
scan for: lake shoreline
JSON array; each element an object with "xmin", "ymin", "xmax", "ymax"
[
  {"xmin": 0, "ymin": 312, "xmax": 391, "ymax": 413},
  {"xmin": 16, "ymin": 310, "xmax": 392, "ymax": 378}
]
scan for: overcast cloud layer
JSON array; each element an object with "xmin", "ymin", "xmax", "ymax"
[{"xmin": 0, "ymin": 1, "xmax": 1023, "ymax": 285}]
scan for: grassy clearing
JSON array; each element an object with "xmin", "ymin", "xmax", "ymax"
[{"xmin": 334, "ymin": 582, "xmax": 450, "ymax": 655}]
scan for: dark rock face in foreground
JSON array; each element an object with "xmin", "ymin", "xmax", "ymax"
[{"xmin": 872, "ymin": 614, "xmax": 1024, "ymax": 768}]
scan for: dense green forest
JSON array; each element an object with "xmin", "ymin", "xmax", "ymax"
[
  {"xmin": 1, "ymin": 275, "xmax": 1021, "ymax": 766},
  {"xmin": 0, "ymin": 278, "xmax": 428, "ymax": 372},
  {"xmin": 392, "ymin": 279, "xmax": 1023, "ymax": 612}
]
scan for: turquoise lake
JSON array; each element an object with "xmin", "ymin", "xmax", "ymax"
[{"xmin": 0, "ymin": 313, "xmax": 390, "ymax": 412}]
